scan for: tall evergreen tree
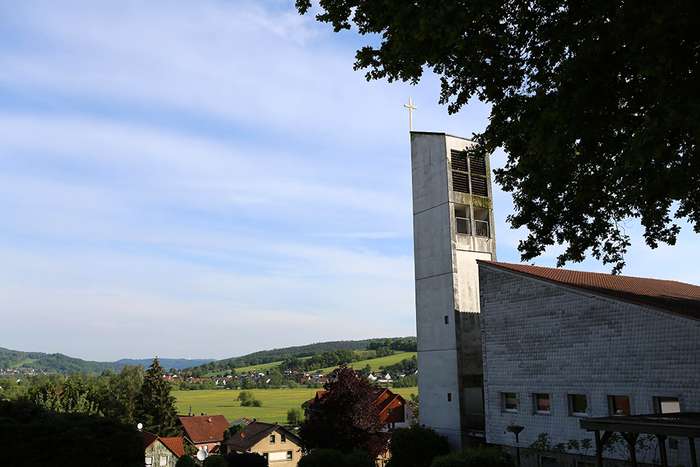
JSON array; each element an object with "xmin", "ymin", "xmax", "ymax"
[{"xmin": 136, "ymin": 358, "xmax": 179, "ymax": 435}]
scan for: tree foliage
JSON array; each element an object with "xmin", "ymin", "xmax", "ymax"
[
  {"xmin": 175, "ymin": 456, "xmax": 198, "ymax": 467},
  {"xmin": 296, "ymin": 0, "xmax": 700, "ymax": 272},
  {"xmin": 300, "ymin": 366, "xmax": 388, "ymax": 457},
  {"xmin": 136, "ymin": 358, "xmax": 179, "ymax": 435},
  {"xmin": 386, "ymin": 425, "xmax": 449, "ymax": 467},
  {"xmin": 298, "ymin": 449, "xmax": 374, "ymax": 467},
  {"xmin": 0, "ymin": 399, "xmax": 142, "ymax": 467},
  {"xmin": 430, "ymin": 447, "xmax": 513, "ymax": 467}
]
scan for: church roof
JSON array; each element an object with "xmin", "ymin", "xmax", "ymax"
[{"xmin": 479, "ymin": 261, "xmax": 700, "ymax": 320}]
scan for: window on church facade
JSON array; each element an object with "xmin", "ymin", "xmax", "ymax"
[
  {"xmin": 608, "ymin": 395, "xmax": 631, "ymax": 415},
  {"xmin": 454, "ymin": 205, "xmax": 472, "ymax": 235},
  {"xmin": 451, "ymin": 150, "xmax": 489, "ymax": 197},
  {"xmin": 568, "ymin": 394, "xmax": 588, "ymax": 416},
  {"xmin": 654, "ymin": 397, "xmax": 680, "ymax": 414},
  {"xmin": 502, "ymin": 392, "xmax": 518, "ymax": 412},
  {"xmin": 534, "ymin": 393, "xmax": 551, "ymax": 414},
  {"xmin": 474, "ymin": 207, "xmax": 490, "ymax": 237}
]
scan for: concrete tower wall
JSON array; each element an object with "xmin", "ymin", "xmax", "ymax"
[{"xmin": 411, "ymin": 132, "xmax": 496, "ymax": 448}]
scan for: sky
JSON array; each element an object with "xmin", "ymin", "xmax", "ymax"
[{"xmin": 1, "ymin": 0, "xmax": 699, "ymax": 361}]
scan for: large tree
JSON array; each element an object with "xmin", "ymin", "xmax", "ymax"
[
  {"xmin": 136, "ymin": 358, "xmax": 179, "ymax": 435},
  {"xmin": 296, "ymin": 0, "xmax": 700, "ymax": 272},
  {"xmin": 300, "ymin": 366, "xmax": 387, "ymax": 457}
]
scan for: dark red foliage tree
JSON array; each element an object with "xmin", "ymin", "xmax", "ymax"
[{"xmin": 300, "ymin": 365, "xmax": 387, "ymax": 458}]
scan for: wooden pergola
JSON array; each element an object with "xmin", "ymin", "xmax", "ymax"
[{"xmin": 580, "ymin": 413, "xmax": 700, "ymax": 467}]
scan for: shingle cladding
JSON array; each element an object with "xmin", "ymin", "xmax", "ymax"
[{"xmin": 478, "ymin": 263, "xmax": 700, "ymax": 467}]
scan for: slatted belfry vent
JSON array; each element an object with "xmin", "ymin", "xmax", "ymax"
[{"xmin": 450, "ymin": 150, "xmax": 489, "ymax": 197}]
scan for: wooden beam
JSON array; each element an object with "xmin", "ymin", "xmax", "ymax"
[
  {"xmin": 690, "ymin": 438, "xmax": 698, "ymax": 467},
  {"xmin": 622, "ymin": 433, "xmax": 639, "ymax": 467},
  {"xmin": 657, "ymin": 435, "xmax": 668, "ymax": 467}
]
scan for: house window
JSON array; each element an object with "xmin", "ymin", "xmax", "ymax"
[
  {"xmin": 160, "ymin": 456, "xmax": 167, "ymax": 467},
  {"xmin": 654, "ymin": 397, "xmax": 681, "ymax": 414},
  {"xmin": 263, "ymin": 453, "xmax": 269, "ymax": 460},
  {"xmin": 145, "ymin": 457, "xmax": 153, "ymax": 466},
  {"xmin": 473, "ymin": 207, "xmax": 490, "ymax": 237},
  {"xmin": 502, "ymin": 392, "xmax": 518, "ymax": 412},
  {"xmin": 608, "ymin": 395, "xmax": 631, "ymax": 415},
  {"xmin": 454, "ymin": 205, "xmax": 472, "ymax": 235},
  {"xmin": 286, "ymin": 451, "xmax": 293, "ymax": 460},
  {"xmin": 270, "ymin": 434, "xmax": 276, "ymax": 443},
  {"xmin": 568, "ymin": 394, "xmax": 588, "ymax": 416},
  {"xmin": 534, "ymin": 393, "xmax": 551, "ymax": 414},
  {"xmin": 281, "ymin": 433, "xmax": 287, "ymax": 443}
]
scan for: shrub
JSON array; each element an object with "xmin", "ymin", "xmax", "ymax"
[
  {"xmin": 203, "ymin": 455, "xmax": 229, "ymax": 467},
  {"xmin": 287, "ymin": 408, "xmax": 303, "ymax": 426},
  {"xmin": 386, "ymin": 425, "xmax": 449, "ymax": 467},
  {"xmin": 299, "ymin": 449, "xmax": 374, "ymax": 467},
  {"xmin": 225, "ymin": 452, "xmax": 268, "ymax": 467},
  {"xmin": 175, "ymin": 456, "xmax": 197, "ymax": 467},
  {"xmin": 430, "ymin": 447, "xmax": 513, "ymax": 467}
]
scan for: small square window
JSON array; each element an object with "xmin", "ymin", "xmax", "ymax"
[
  {"xmin": 270, "ymin": 434, "xmax": 276, "ymax": 443},
  {"xmin": 145, "ymin": 457, "xmax": 153, "ymax": 466},
  {"xmin": 655, "ymin": 397, "xmax": 680, "ymax": 414},
  {"xmin": 534, "ymin": 393, "xmax": 550, "ymax": 414},
  {"xmin": 568, "ymin": 394, "xmax": 588, "ymax": 416},
  {"xmin": 608, "ymin": 395, "xmax": 631, "ymax": 415},
  {"xmin": 454, "ymin": 205, "xmax": 472, "ymax": 235},
  {"xmin": 286, "ymin": 451, "xmax": 293, "ymax": 460},
  {"xmin": 160, "ymin": 456, "xmax": 167, "ymax": 467},
  {"xmin": 502, "ymin": 392, "xmax": 518, "ymax": 412},
  {"xmin": 281, "ymin": 433, "xmax": 286, "ymax": 443}
]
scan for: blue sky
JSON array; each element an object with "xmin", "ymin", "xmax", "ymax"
[{"xmin": 1, "ymin": 0, "xmax": 699, "ymax": 361}]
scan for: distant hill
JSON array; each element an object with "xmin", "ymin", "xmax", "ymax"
[
  {"xmin": 189, "ymin": 337, "xmax": 417, "ymax": 374},
  {"xmin": 0, "ymin": 347, "xmax": 213, "ymax": 374}
]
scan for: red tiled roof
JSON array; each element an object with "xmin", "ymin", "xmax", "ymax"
[
  {"xmin": 178, "ymin": 415, "xmax": 229, "ymax": 444},
  {"xmin": 479, "ymin": 261, "xmax": 700, "ymax": 320},
  {"xmin": 144, "ymin": 432, "xmax": 186, "ymax": 458},
  {"xmin": 160, "ymin": 436, "xmax": 186, "ymax": 458}
]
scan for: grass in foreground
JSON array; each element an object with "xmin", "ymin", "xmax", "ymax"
[{"xmin": 173, "ymin": 387, "xmax": 418, "ymax": 424}]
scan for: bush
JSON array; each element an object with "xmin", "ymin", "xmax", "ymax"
[
  {"xmin": 225, "ymin": 452, "xmax": 268, "ymax": 467},
  {"xmin": 386, "ymin": 425, "xmax": 449, "ymax": 467},
  {"xmin": 175, "ymin": 456, "xmax": 197, "ymax": 467},
  {"xmin": 203, "ymin": 455, "xmax": 228, "ymax": 467},
  {"xmin": 287, "ymin": 408, "xmax": 303, "ymax": 426},
  {"xmin": 299, "ymin": 449, "xmax": 374, "ymax": 467},
  {"xmin": 430, "ymin": 447, "xmax": 513, "ymax": 467}
]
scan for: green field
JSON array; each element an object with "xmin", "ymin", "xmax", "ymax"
[
  {"xmin": 207, "ymin": 351, "xmax": 416, "ymax": 377},
  {"xmin": 318, "ymin": 351, "xmax": 416, "ymax": 374},
  {"xmin": 173, "ymin": 387, "xmax": 418, "ymax": 424}
]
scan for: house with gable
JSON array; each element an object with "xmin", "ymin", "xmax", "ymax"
[
  {"xmin": 144, "ymin": 432, "xmax": 186, "ymax": 467},
  {"xmin": 178, "ymin": 414, "xmax": 229, "ymax": 453}
]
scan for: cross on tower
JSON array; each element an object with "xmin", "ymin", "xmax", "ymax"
[{"xmin": 404, "ymin": 97, "xmax": 417, "ymax": 131}]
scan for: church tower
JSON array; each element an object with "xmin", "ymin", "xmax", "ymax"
[{"xmin": 410, "ymin": 132, "xmax": 496, "ymax": 448}]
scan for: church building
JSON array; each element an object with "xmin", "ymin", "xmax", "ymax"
[{"xmin": 410, "ymin": 131, "xmax": 700, "ymax": 467}]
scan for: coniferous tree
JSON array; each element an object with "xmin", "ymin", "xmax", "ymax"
[{"xmin": 136, "ymin": 358, "xmax": 179, "ymax": 435}]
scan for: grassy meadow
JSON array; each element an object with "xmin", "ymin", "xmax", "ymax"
[{"xmin": 173, "ymin": 387, "xmax": 418, "ymax": 424}]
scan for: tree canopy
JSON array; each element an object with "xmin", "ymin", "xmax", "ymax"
[
  {"xmin": 296, "ymin": 0, "xmax": 700, "ymax": 272},
  {"xmin": 300, "ymin": 366, "xmax": 387, "ymax": 457},
  {"xmin": 136, "ymin": 358, "xmax": 179, "ymax": 435}
]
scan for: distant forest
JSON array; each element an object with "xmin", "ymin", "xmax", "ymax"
[{"xmin": 187, "ymin": 337, "xmax": 417, "ymax": 375}]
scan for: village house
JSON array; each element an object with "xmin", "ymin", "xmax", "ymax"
[
  {"xmin": 223, "ymin": 421, "xmax": 303, "ymax": 466},
  {"xmin": 143, "ymin": 432, "xmax": 186, "ymax": 467},
  {"xmin": 178, "ymin": 414, "xmax": 229, "ymax": 453}
]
